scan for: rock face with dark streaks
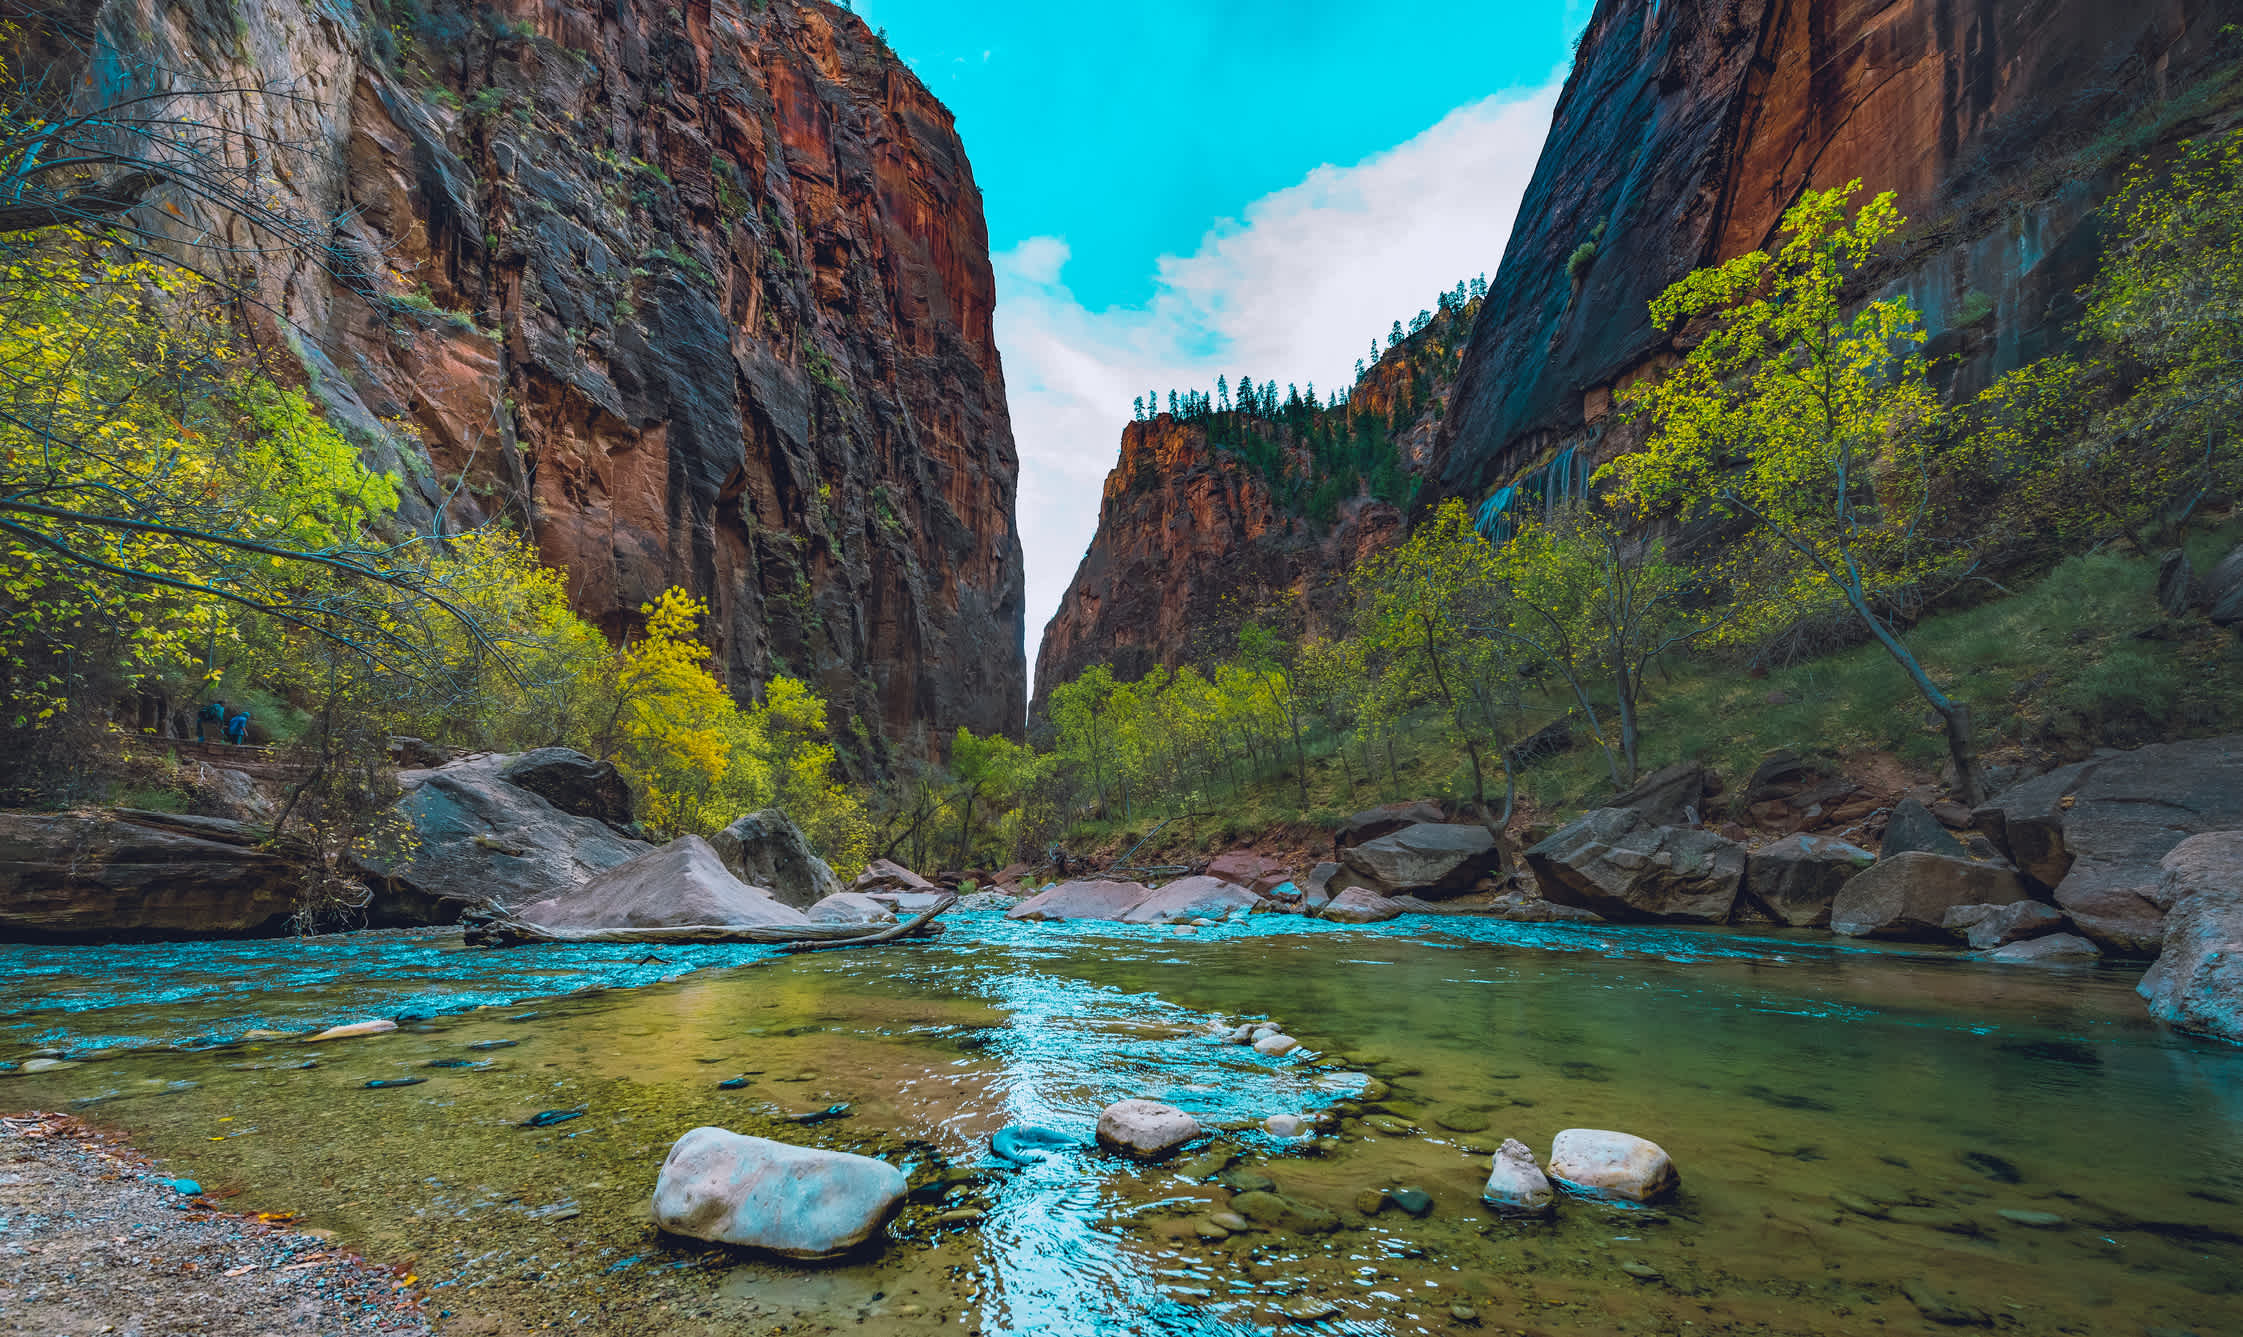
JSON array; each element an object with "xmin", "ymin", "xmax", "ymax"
[
  {"xmin": 1430, "ymin": 0, "xmax": 2237, "ymax": 517},
  {"xmin": 82, "ymin": 0, "xmax": 1023, "ymax": 759}
]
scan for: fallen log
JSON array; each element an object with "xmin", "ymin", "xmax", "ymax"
[{"xmin": 462, "ymin": 895, "xmax": 956, "ymax": 949}]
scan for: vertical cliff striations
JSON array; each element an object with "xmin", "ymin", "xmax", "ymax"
[
  {"xmin": 1431, "ymin": 0, "xmax": 2242, "ymax": 508},
  {"xmin": 80, "ymin": 0, "xmax": 1024, "ymax": 758}
]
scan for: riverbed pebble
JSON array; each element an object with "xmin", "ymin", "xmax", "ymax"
[
  {"xmin": 1253, "ymin": 1033, "xmax": 1300, "ymax": 1057},
  {"xmin": 1263, "ymin": 1113, "xmax": 1306, "ymax": 1137},
  {"xmin": 1998, "ymin": 1208, "xmax": 2067, "ymax": 1228},
  {"xmin": 1095, "ymin": 1099, "xmax": 1200, "ymax": 1160}
]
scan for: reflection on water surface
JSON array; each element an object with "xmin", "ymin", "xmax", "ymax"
[{"xmin": 4, "ymin": 912, "xmax": 2239, "ymax": 1335}]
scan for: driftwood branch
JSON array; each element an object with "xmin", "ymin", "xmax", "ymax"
[{"xmin": 462, "ymin": 896, "xmax": 957, "ymax": 950}]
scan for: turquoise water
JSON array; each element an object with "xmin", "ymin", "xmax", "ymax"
[{"xmin": 4, "ymin": 912, "xmax": 2239, "ymax": 1335}]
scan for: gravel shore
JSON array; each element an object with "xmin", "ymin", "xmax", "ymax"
[{"xmin": 0, "ymin": 1112, "xmax": 432, "ymax": 1336}]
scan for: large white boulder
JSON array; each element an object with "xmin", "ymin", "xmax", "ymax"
[
  {"xmin": 2138, "ymin": 831, "xmax": 2243, "ymax": 1042},
  {"xmin": 1094, "ymin": 1099, "xmax": 1200, "ymax": 1160},
  {"xmin": 515, "ymin": 836, "xmax": 809, "ymax": 930},
  {"xmin": 650, "ymin": 1127, "xmax": 905, "ymax": 1259},
  {"xmin": 1006, "ymin": 879, "xmax": 1155, "ymax": 922},
  {"xmin": 1483, "ymin": 1137, "xmax": 1555, "ymax": 1217},
  {"xmin": 1548, "ymin": 1128, "xmax": 1679, "ymax": 1203}
]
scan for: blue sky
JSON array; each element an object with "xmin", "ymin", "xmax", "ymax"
[{"xmin": 851, "ymin": 0, "xmax": 1583, "ymax": 670}]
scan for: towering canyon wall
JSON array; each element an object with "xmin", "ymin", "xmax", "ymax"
[
  {"xmin": 1431, "ymin": 0, "xmax": 2241, "ymax": 506},
  {"xmin": 82, "ymin": 0, "xmax": 1024, "ymax": 758}
]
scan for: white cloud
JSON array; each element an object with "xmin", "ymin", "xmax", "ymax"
[{"xmin": 1000, "ymin": 82, "xmax": 1562, "ymax": 681}]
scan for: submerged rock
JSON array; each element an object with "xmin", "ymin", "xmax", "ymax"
[
  {"xmin": 990, "ymin": 1126, "xmax": 1074, "ymax": 1164},
  {"xmin": 1951, "ymin": 900, "xmax": 2068, "ymax": 949},
  {"xmin": 515, "ymin": 836, "xmax": 810, "ymax": 931},
  {"xmin": 1986, "ymin": 933, "xmax": 2101, "ymax": 964},
  {"xmin": 1483, "ymin": 1137, "xmax": 1556, "ymax": 1217},
  {"xmin": 707, "ymin": 810, "xmax": 842, "ymax": 911},
  {"xmin": 1229, "ymin": 1190, "xmax": 1340, "ymax": 1234},
  {"xmin": 1548, "ymin": 1128, "xmax": 1679, "ymax": 1203},
  {"xmin": 1829, "ymin": 852, "xmax": 2024, "ymax": 940},
  {"xmin": 1094, "ymin": 1099, "xmax": 1200, "ymax": 1160},
  {"xmin": 309, "ymin": 1019, "xmax": 396, "ymax": 1041},
  {"xmin": 652, "ymin": 1126, "xmax": 905, "ymax": 1259}
]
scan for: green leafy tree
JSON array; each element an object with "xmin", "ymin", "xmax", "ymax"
[{"xmin": 1608, "ymin": 184, "xmax": 1984, "ymax": 800}]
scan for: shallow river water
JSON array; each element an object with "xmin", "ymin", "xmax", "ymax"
[{"xmin": 4, "ymin": 912, "xmax": 2240, "ymax": 1336}]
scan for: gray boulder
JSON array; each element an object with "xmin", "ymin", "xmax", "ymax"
[
  {"xmin": 516, "ymin": 836, "xmax": 810, "ymax": 931},
  {"xmin": 1482, "ymin": 1137, "xmax": 1555, "ymax": 1217},
  {"xmin": 1121, "ymin": 876, "xmax": 1260, "ymax": 924},
  {"xmin": 1973, "ymin": 737, "xmax": 2243, "ymax": 953},
  {"xmin": 1742, "ymin": 832, "xmax": 1874, "ymax": 927},
  {"xmin": 2137, "ymin": 831, "xmax": 2243, "ymax": 1043},
  {"xmin": 1340, "ymin": 822, "xmax": 1502, "ymax": 896},
  {"xmin": 1526, "ymin": 808, "xmax": 1745, "ymax": 922},
  {"xmin": 2205, "ymin": 544, "xmax": 2243, "ymax": 626},
  {"xmin": 2157, "ymin": 549, "xmax": 2195, "ymax": 617},
  {"xmin": 354, "ymin": 754, "xmax": 650, "ymax": 923},
  {"xmin": 652, "ymin": 1126, "xmax": 904, "ymax": 1258},
  {"xmin": 1338, "ymin": 800, "xmax": 1447, "ymax": 848},
  {"xmin": 807, "ymin": 891, "xmax": 896, "ymax": 925},
  {"xmin": 708, "ymin": 809, "xmax": 842, "ymax": 911},
  {"xmin": 1548, "ymin": 1129, "xmax": 1678, "ymax": 1203},
  {"xmin": 1095, "ymin": 1099, "xmax": 1200, "ymax": 1160},
  {"xmin": 1321, "ymin": 887, "xmax": 1403, "ymax": 923},
  {"xmin": 0, "ymin": 810, "xmax": 303, "ymax": 942},
  {"xmin": 497, "ymin": 748, "xmax": 634, "ymax": 828},
  {"xmin": 1829, "ymin": 851, "xmax": 2025, "ymax": 940},
  {"xmin": 850, "ymin": 858, "xmax": 937, "ymax": 896},
  {"xmin": 1947, "ymin": 900, "xmax": 2069, "ymax": 949},
  {"xmin": 1880, "ymin": 798, "xmax": 1967, "ymax": 859},
  {"xmin": 1607, "ymin": 761, "xmax": 1709, "ymax": 826}
]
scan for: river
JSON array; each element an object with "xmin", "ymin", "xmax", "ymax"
[{"xmin": 4, "ymin": 911, "xmax": 2239, "ymax": 1335}]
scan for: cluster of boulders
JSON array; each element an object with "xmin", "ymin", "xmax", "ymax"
[
  {"xmin": 1006, "ymin": 803, "xmax": 1507, "ymax": 929},
  {"xmin": 1481, "ymin": 1130, "xmax": 1679, "ymax": 1215},
  {"xmin": 1519, "ymin": 736, "xmax": 2243, "ymax": 1042}
]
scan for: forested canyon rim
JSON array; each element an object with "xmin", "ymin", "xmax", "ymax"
[{"xmin": 79, "ymin": 0, "xmax": 1024, "ymax": 758}]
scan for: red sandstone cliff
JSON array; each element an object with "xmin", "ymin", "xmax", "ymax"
[
  {"xmin": 86, "ymin": 0, "xmax": 1023, "ymax": 758},
  {"xmin": 1032, "ymin": 301, "xmax": 1473, "ymax": 711},
  {"xmin": 1431, "ymin": 0, "xmax": 2241, "ymax": 507}
]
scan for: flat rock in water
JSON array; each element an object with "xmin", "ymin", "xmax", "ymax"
[
  {"xmin": 1549, "ymin": 1128, "xmax": 1679, "ymax": 1203},
  {"xmin": 515, "ymin": 835, "xmax": 810, "ymax": 931},
  {"xmin": 991, "ymin": 1125, "xmax": 1074, "ymax": 1164},
  {"xmin": 652, "ymin": 1126, "xmax": 905, "ymax": 1259},
  {"xmin": 1986, "ymin": 933, "xmax": 2100, "ymax": 964},
  {"xmin": 1006, "ymin": 879, "xmax": 1156, "ymax": 922},
  {"xmin": 1952, "ymin": 899, "xmax": 2068, "ymax": 949},
  {"xmin": 310, "ymin": 1019, "xmax": 396, "ymax": 1041},
  {"xmin": 1094, "ymin": 1099, "xmax": 1199, "ymax": 1160}
]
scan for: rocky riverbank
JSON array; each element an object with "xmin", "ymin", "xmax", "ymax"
[{"xmin": 0, "ymin": 1112, "xmax": 430, "ymax": 1335}]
